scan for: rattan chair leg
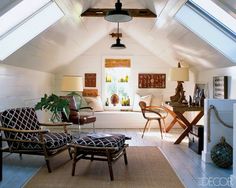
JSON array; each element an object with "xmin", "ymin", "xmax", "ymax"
[
  {"xmin": 124, "ymin": 149, "xmax": 128, "ymax": 165},
  {"xmin": 45, "ymin": 159, "xmax": 52, "ymax": 173},
  {"xmin": 72, "ymin": 151, "xmax": 77, "ymax": 176},
  {"xmin": 68, "ymin": 147, "xmax": 72, "ymax": 159},
  {"xmin": 107, "ymin": 151, "xmax": 114, "ymax": 181}
]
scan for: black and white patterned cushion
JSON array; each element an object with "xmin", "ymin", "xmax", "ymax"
[
  {"xmin": 21, "ymin": 132, "xmax": 72, "ymax": 150},
  {"xmin": 0, "ymin": 107, "xmax": 72, "ymax": 150},
  {"xmin": 72, "ymin": 134, "xmax": 126, "ymax": 150}
]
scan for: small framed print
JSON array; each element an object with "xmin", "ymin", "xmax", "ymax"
[
  {"xmin": 138, "ymin": 73, "xmax": 166, "ymax": 88},
  {"xmin": 213, "ymin": 76, "xmax": 228, "ymax": 99},
  {"xmin": 85, "ymin": 73, "xmax": 96, "ymax": 87}
]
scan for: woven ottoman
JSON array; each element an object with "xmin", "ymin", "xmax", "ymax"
[{"xmin": 69, "ymin": 133, "xmax": 130, "ymax": 181}]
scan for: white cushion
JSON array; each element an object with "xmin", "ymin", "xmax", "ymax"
[
  {"xmin": 150, "ymin": 95, "xmax": 163, "ymax": 106},
  {"xmin": 132, "ymin": 94, "xmax": 152, "ymax": 112},
  {"xmin": 84, "ymin": 96, "xmax": 104, "ymax": 112}
]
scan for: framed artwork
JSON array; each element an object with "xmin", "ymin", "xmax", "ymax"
[
  {"xmin": 213, "ymin": 76, "xmax": 228, "ymax": 99},
  {"xmin": 85, "ymin": 73, "xmax": 96, "ymax": 87},
  {"xmin": 138, "ymin": 73, "xmax": 166, "ymax": 88}
]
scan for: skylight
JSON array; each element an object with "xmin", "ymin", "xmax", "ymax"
[
  {"xmin": 175, "ymin": 0, "xmax": 236, "ymax": 63},
  {"xmin": 189, "ymin": 0, "xmax": 236, "ymax": 39},
  {"xmin": 0, "ymin": 0, "xmax": 51, "ymax": 37},
  {"xmin": 0, "ymin": 0, "xmax": 64, "ymax": 61}
]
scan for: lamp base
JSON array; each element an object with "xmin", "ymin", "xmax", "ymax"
[{"xmin": 170, "ymin": 81, "xmax": 187, "ymax": 104}]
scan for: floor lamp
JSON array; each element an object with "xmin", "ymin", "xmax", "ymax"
[{"xmin": 169, "ymin": 62, "xmax": 189, "ymax": 104}]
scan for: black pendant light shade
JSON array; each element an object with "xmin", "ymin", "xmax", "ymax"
[
  {"xmin": 111, "ymin": 22, "xmax": 126, "ymax": 49},
  {"xmin": 105, "ymin": 0, "xmax": 132, "ymax": 22},
  {"xmin": 111, "ymin": 38, "xmax": 126, "ymax": 49}
]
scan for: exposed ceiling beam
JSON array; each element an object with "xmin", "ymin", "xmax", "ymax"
[{"xmin": 81, "ymin": 8, "xmax": 157, "ymax": 18}]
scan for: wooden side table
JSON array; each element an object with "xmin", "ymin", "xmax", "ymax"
[{"xmin": 164, "ymin": 104, "xmax": 204, "ymax": 144}]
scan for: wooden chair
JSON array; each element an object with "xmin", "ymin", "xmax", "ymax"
[
  {"xmin": 139, "ymin": 101, "xmax": 168, "ymax": 139},
  {"xmin": 0, "ymin": 107, "xmax": 72, "ymax": 172},
  {"xmin": 61, "ymin": 96, "xmax": 96, "ymax": 133}
]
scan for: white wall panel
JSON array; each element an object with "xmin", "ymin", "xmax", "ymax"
[{"xmin": 0, "ymin": 64, "xmax": 54, "ymax": 121}]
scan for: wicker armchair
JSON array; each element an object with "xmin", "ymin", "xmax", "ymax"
[{"xmin": 0, "ymin": 107, "xmax": 72, "ymax": 172}]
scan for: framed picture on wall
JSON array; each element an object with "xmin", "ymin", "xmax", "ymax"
[
  {"xmin": 85, "ymin": 73, "xmax": 96, "ymax": 87},
  {"xmin": 138, "ymin": 73, "xmax": 166, "ymax": 88},
  {"xmin": 213, "ymin": 76, "xmax": 228, "ymax": 99}
]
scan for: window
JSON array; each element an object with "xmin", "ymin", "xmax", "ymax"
[
  {"xmin": 175, "ymin": 0, "xmax": 236, "ymax": 63},
  {"xmin": 0, "ymin": 0, "xmax": 64, "ymax": 60},
  {"xmin": 103, "ymin": 58, "xmax": 132, "ymax": 110}
]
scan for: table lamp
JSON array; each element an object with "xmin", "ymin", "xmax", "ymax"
[
  {"xmin": 169, "ymin": 62, "xmax": 189, "ymax": 104},
  {"xmin": 61, "ymin": 75, "xmax": 83, "ymax": 92},
  {"xmin": 61, "ymin": 75, "xmax": 84, "ymax": 103}
]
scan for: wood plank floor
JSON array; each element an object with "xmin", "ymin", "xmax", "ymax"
[{"xmin": 0, "ymin": 128, "xmax": 233, "ymax": 188}]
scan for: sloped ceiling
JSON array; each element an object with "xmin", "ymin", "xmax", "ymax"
[{"xmin": 0, "ymin": 0, "xmax": 235, "ymax": 72}]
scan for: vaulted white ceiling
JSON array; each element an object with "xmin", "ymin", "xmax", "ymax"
[{"xmin": 0, "ymin": 0, "xmax": 235, "ymax": 72}]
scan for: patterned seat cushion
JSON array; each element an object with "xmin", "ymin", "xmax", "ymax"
[
  {"xmin": 72, "ymin": 134, "xmax": 126, "ymax": 150},
  {"xmin": 21, "ymin": 132, "xmax": 72, "ymax": 150}
]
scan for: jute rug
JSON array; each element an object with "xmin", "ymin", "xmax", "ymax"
[{"xmin": 24, "ymin": 147, "xmax": 184, "ymax": 188}]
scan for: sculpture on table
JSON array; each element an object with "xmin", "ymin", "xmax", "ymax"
[{"xmin": 169, "ymin": 62, "xmax": 189, "ymax": 105}]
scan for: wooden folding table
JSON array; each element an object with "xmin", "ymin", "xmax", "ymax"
[{"xmin": 163, "ymin": 104, "xmax": 204, "ymax": 144}]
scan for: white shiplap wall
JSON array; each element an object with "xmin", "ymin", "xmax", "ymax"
[{"xmin": 0, "ymin": 63, "xmax": 55, "ymax": 121}]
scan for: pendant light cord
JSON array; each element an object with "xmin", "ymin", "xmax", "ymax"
[{"xmin": 117, "ymin": 22, "xmax": 120, "ymax": 39}]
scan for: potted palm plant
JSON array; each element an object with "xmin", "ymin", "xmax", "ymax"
[{"xmin": 35, "ymin": 94, "xmax": 70, "ymax": 122}]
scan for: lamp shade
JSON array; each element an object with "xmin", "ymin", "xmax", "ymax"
[
  {"xmin": 104, "ymin": 0, "xmax": 132, "ymax": 22},
  {"xmin": 61, "ymin": 76, "xmax": 83, "ymax": 91},
  {"xmin": 105, "ymin": 10, "xmax": 132, "ymax": 22},
  {"xmin": 169, "ymin": 67, "xmax": 189, "ymax": 81},
  {"xmin": 111, "ymin": 38, "xmax": 126, "ymax": 49}
]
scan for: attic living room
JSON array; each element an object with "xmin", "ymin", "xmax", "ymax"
[{"xmin": 0, "ymin": 0, "xmax": 236, "ymax": 187}]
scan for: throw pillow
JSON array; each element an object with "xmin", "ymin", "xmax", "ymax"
[
  {"xmin": 132, "ymin": 94, "xmax": 152, "ymax": 111},
  {"xmin": 150, "ymin": 94, "xmax": 163, "ymax": 106},
  {"xmin": 84, "ymin": 96, "xmax": 104, "ymax": 112}
]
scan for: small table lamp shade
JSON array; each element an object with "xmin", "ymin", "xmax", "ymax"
[
  {"xmin": 61, "ymin": 76, "xmax": 83, "ymax": 92},
  {"xmin": 169, "ymin": 67, "xmax": 189, "ymax": 81}
]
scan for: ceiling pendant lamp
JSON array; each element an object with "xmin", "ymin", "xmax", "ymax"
[
  {"xmin": 105, "ymin": 0, "xmax": 132, "ymax": 22},
  {"xmin": 111, "ymin": 22, "xmax": 126, "ymax": 49}
]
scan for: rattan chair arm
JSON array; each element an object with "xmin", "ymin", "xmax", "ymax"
[
  {"xmin": 39, "ymin": 122, "xmax": 72, "ymax": 127},
  {"xmin": 0, "ymin": 126, "xmax": 48, "ymax": 134},
  {"xmin": 2, "ymin": 137, "xmax": 45, "ymax": 145}
]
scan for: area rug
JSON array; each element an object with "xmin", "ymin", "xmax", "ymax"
[{"xmin": 24, "ymin": 147, "xmax": 184, "ymax": 188}]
